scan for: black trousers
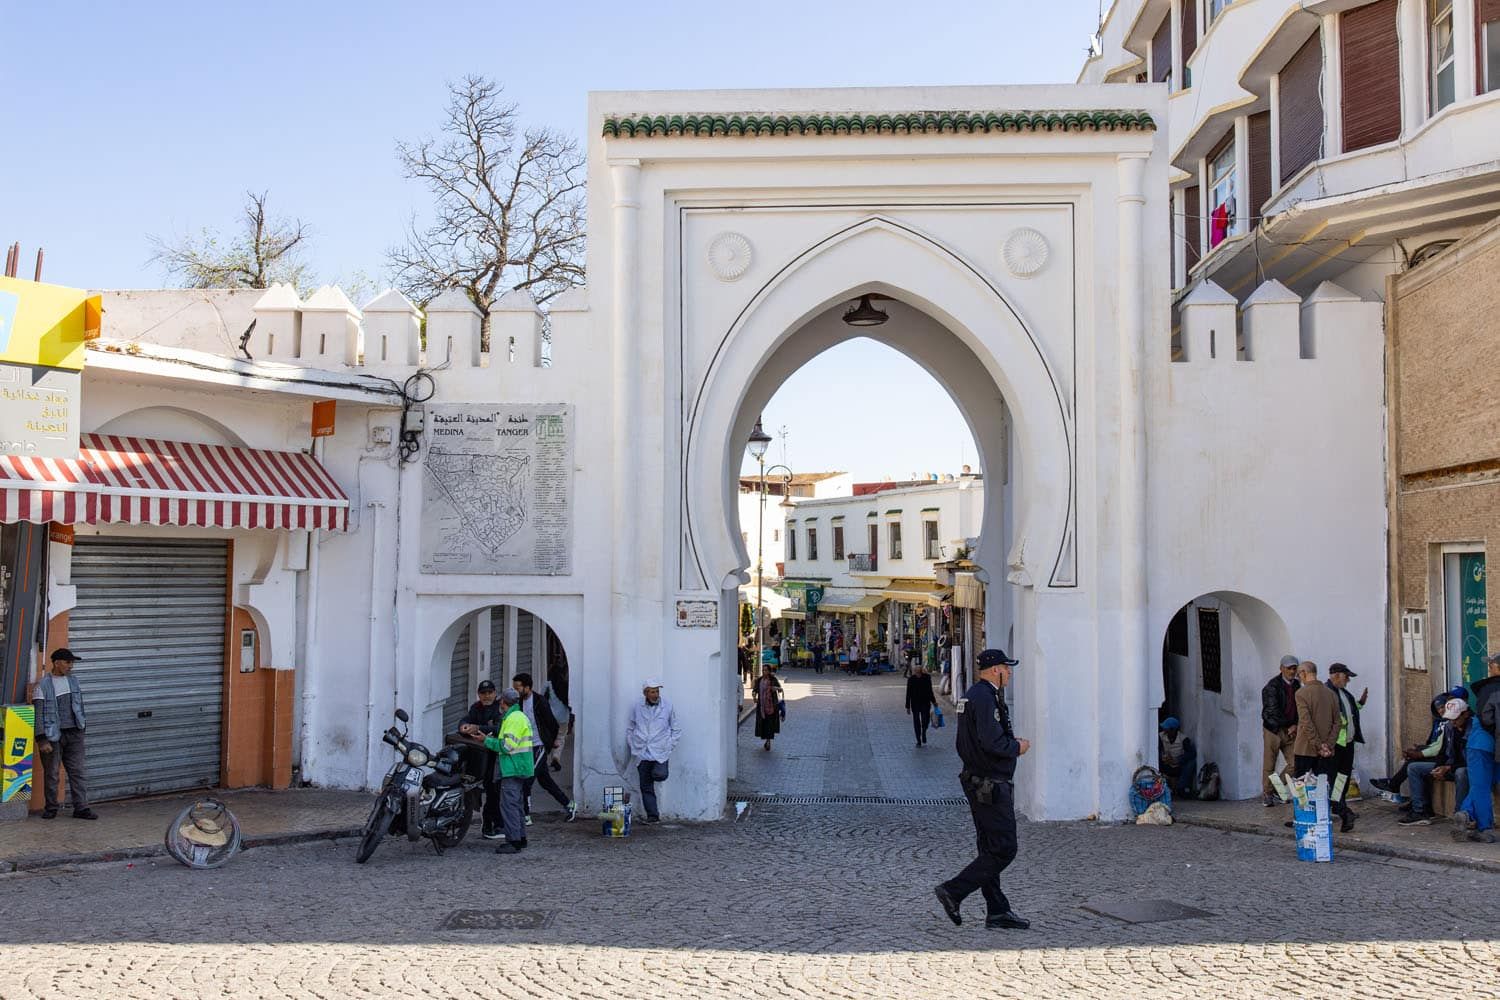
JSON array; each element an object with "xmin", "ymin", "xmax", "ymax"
[
  {"xmin": 941, "ymin": 777, "xmax": 1017, "ymax": 916},
  {"xmin": 40, "ymin": 728, "xmax": 88, "ymax": 811},
  {"xmin": 1294, "ymin": 754, "xmax": 1348, "ymax": 817},
  {"xmin": 523, "ymin": 747, "xmax": 571, "ymax": 814},
  {"xmin": 481, "ymin": 779, "xmax": 503, "ymax": 831},
  {"xmin": 1330, "ymin": 744, "xmax": 1355, "ymax": 810},
  {"xmin": 911, "ymin": 705, "xmax": 932, "ymax": 744}
]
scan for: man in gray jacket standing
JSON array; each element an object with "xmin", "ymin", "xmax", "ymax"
[{"xmin": 32, "ymin": 648, "xmax": 98, "ymax": 820}]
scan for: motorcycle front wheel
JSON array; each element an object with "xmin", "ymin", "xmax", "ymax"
[
  {"xmin": 432, "ymin": 804, "xmax": 473, "ymax": 850},
  {"xmin": 355, "ymin": 796, "xmax": 393, "ymax": 864}
]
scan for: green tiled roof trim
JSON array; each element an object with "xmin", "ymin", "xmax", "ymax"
[{"xmin": 602, "ymin": 110, "xmax": 1155, "ymax": 138}]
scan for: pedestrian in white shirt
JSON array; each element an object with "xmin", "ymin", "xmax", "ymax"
[{"xmin": 626, "ymin": 678, "xmax": 682, "ymax": 823}]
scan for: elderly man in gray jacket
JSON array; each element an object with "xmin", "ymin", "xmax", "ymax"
[{"xmin": 32, "ymin": 648, "xmax": 98, "ymax": 820}]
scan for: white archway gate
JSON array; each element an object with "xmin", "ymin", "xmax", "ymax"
[{"xmin": 587, "ymin": 89, "xmax": 1168, "ymax": 820}]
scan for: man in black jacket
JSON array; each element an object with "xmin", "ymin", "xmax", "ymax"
[
  {"xmin": 934, "ymin": 649, "xmax": 1030, "ymax": 931},
  {"xmin": 458, "ymin": 680, "xmax": 505, "ymax": 839},
  {"xmin": 514, "ymin": 672, "xmax": 576, "ymax": 823},
  {"xmin": 1326, "ymin": 663, "xmax": 1367, "ymax": 832},
  {"xmin": 1260, "ymin": 655, "xmax": 1301, "ymax": 806}
]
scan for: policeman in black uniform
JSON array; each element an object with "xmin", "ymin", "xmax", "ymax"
[{"xmin": 934, "ymin": 648, "xmax": 1030, "ymax": 930}]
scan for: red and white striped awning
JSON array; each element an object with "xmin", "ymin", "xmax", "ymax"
[
  {"xmin": 0, "ymin": 436, "xmax": 348, "ymax": 531},
  {"xmin": 0, "ymin": 453, "xmax": 97, "ymax": 525},
  {"xmin": 81, "ymin": 434, "xmax": 349, "ymax": 531}
]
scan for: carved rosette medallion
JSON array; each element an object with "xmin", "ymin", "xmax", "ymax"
[{"xmin": 708, "ymin": 232, "xmax": 753, "ymax": 281}]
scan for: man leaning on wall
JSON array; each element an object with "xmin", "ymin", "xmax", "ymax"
[{"xmin": 1260, "ymin": 655, "xmax": 1301, "ymax": 807}]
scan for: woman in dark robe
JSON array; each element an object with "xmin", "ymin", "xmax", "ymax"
[{"xmin": 755, "ymin": 666, "xmax": 783, "ymax": 751}]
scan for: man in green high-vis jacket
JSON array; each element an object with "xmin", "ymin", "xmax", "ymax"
[{"xmin": 483, "ymin": 688, "xmax": 536, "ymax": 854}]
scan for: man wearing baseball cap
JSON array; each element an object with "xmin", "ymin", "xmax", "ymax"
[
  {"xmin": 1325, "ymin": 664, "xmax": 1367, "ymax": 833},
  {"xmin": 1259, "ymin": 655, "xmax": 1302, "ymax": 807},
  {"xmin": 458, "ymin": 679, "xmax": 505, "ymax": 839},
  {"xmin": 32, "ymin": 648, "xmax": 98, "ymax": 820},
  {"xmin": 934, "ymin": 648, "xmax": 1029, "ymax": 931}
]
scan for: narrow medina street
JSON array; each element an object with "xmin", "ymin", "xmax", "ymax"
[{"xmin": 4, "ymin": 671, "xmax": 1499, "ymax": 999}]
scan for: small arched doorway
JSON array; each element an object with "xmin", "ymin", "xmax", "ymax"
[
  {"xmin": 430, "ymin": 603, "xmax": 576, "ymax": 814},
  {"xmin": 1159, "ymin": 591, "xmax": 1292, "ymax": 800}
]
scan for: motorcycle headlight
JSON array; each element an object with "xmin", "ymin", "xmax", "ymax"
[{"xmin": 405, "ymin": 747, "xmax": 430, "ymax": 767}]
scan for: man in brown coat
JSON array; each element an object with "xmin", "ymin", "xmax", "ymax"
[{"xmin": 1292, "ymin": 661, "xmax": 1350, "ymax": 825}]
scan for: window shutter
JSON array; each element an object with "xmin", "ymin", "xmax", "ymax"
[
  {"xmin": 1152, "ymin": 16, "xmax": 1172, "ymax": 83},
  {"xmin": 1184, "ymin": 183, "xmax": 1201, "ymax": 268},
  {"xmin": 1341, "ymin": 0, "xmax": 1401, "ymax": 152},
  {"xmin": 1182, "ymin": 0, "xmax": 1199, "ymax": 66},
  {"xmin": 1479, "ymin": 0, "xmax": 1500, "ymax": 92},
  {"xmin": 1247, "ymin": 111, "xmax": 1272, "ymax": 225},
  {"xmin": 1279, "ymin": 30, "xmax": 1324, "ymax": 184}
]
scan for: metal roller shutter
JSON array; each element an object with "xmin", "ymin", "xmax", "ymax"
[
  {"xmin": 516, "ymin": 610, "xmax": 535, "ymax": 679},
  {"xmin": 489, "ymin": 606, "xmax": 507, "ymax": 685},
  {"xmin": 443, "ymin": 622, "xmax": 473, "ymax": 735},
  {"xmin": 69, "ymin": 537, "xmax": 227, "ymax": 801}
]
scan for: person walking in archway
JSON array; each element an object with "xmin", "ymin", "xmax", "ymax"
[
  {"xmin": 907, "ymin": 662, "xmax": 936, "ymax": 748},
  {"xmin": 934, "ymin": 648, "xmax": 1030, "ymax": 931},
  {"xmin": 513, "ymin": 672, "xmax": 577, "ymax": 823},
  {"xmin": 755, "ymin": 665, "xmax": 783, "ymax": 751}
]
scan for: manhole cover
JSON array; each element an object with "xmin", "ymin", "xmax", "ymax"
[
  {"xmin": 1081, "ymin": 899, "xmax": 1215, "ymax": 925},
  {"xmin": 440, "ymin": 909, "xmax": 556, "ymax": 931}
]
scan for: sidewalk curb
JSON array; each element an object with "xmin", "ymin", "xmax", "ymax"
[
  {"xmin": 737, "ymin": 702, "xmax": 755, "ymax": 726},
  {"xmin": 1173, "ymin": 812, "xmax": 1500, "ymax": 875},
  {"xmin": 4, "ymin": 826, "xmax": 363, "ymax": 874}
]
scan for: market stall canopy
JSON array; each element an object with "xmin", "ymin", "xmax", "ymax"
[
  {"xmin": 0, "ymin": 276, "xmax": 100, "ymax": 370},
  {"xmin": 0, "ymin": 434, "xmax": 349, "ymax": 531},
  {"xmin": 817, "ymin": 590, "xmax": 884, "ymax": 614},
  {"xmin": 880, "ymin": 581, "xmax": 952, "ymax": 607}
]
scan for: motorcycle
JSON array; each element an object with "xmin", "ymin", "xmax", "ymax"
[{"xmin": 355, "ymin": 708, "xmax": 485, "ymax": 864}]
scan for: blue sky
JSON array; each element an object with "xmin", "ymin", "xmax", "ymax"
[{"xmin": 4, "ymin": 0, "xmax": 1099, "ymax": 478}]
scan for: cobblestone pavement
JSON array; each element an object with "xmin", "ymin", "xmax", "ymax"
[
  {"xmin": 5, "ymin": 671, "xmax": 1500, "ymax": 999},
  {"xmin": 730, "ymin": 669, "xmax": 955, "ymax": 799}
]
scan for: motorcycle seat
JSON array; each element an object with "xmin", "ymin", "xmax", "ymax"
[{"xmin": 422, "ymin": 770, "xmax": 464, "ymax": 789}]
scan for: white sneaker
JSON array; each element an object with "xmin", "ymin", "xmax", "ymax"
[
  {"xmin": 524, "ymin": 815, "xmax": 533, "ymax": 826},
  {"xmin": 565, "ymin": 802, "xmax": 578, "ymax": 822}
]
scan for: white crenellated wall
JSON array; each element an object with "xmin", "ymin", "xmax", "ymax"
[{"xmin": 1148, "ymin": 277, "xmax": 1388, "ymax": 797}]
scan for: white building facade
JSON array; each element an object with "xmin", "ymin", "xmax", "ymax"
[{"xmin": 8, "ymin": 80, "xmax": 1399, "ymax": 820}]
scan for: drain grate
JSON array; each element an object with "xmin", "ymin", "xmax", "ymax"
[
  {"xmin": 440, "ymin": 909, "xmax": 556, "ymax": 931},
  {"xmin": 738, "ymin": 793, "xmax": 967, "ymax": 806},
  {"xmin": 1081, "ymin": 899, "xmax": 1216, "ymax": 925}
]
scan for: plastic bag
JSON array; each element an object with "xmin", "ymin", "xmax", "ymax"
[
  {"xmin": 933, "ymin": 705, "xmax": 945, "ymax": 728},
  {"xmin": 1135, "ymin": 801, "xmax": 1173, "ymax": 825}
]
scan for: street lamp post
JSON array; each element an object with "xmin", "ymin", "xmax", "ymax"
[{"xmin": 745, "ymin": 418, "xmax": 791, "ymax": 683}]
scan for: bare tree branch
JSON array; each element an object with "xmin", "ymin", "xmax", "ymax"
[
  {"xmin": 387, "ymin": 75, "xmax": 587, "ymax": 348},
  {"xmin": 148, "ymin": 191, "xmax": 312, "ymax": 292}
]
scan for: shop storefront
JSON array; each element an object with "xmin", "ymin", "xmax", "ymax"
[{"xmin": 4, "ymin": 433, "xmax": 349, "ymax": 801}]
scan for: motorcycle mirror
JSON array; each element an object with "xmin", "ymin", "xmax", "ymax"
[{"xmin": 395, "ymin": 708, "xmax": 410, "ymax": 724}]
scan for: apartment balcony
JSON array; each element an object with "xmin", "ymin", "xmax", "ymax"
[{"xmin": 848, "ymin": 553, "xmax": 878, "ymax": 573}]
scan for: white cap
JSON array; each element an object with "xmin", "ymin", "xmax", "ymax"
[
  {"xmin": 643, "ymin": 677, "xmax": 663, "ymax": 690},
  {"xmin": 1442, "ymin": 698, "xmax": 1467, "ymax": 720}
]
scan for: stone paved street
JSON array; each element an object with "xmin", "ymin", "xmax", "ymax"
[{"xmin": 5, "ymin": 671, "xmax": 1500, "ymax": 999}]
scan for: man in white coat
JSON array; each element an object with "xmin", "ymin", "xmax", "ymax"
[{"xmin": 626, "ymin": 678, "xmax": 682, "ymax": 823}]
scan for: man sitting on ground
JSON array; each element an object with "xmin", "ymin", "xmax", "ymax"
[{"xmin": 1157, "ymin": 718, "xmax": 1196, "ymax": 797}]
